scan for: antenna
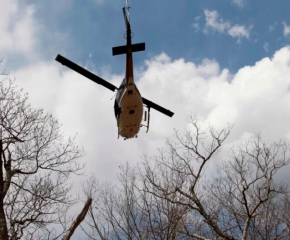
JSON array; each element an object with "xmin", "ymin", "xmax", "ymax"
[{"xmin": 125, "ymin": 0, "xmax": 130, "ymax": 22}]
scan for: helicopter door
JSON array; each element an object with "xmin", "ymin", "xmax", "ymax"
[{"xmin": 114, "ymin": 80, "xmax": 126, "ymax": 118}]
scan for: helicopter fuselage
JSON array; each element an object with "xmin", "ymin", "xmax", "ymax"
[
  {"xmin": 114, "ymin": 80, "xmax": 143, "ymax": 139},
  {"xmin": 114, "ymin": 39, "xmax": 144, "ymax": 138},
  {"xmin": 112, "ymin": 8, "xmax": 146, "ymax": 139}
]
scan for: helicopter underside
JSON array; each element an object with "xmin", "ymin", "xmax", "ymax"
[{"xmin": 116, "ymin": 84, "xmax": 143, "ymax": 139}]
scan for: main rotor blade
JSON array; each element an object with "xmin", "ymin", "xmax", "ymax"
[
  {"xmin": 55, "ymin": 54, "xmax": 118, "ymax": 92},
  {"xmin": 142, "ymin": 97, "xmax": 174, "ymax": 117},
  {"xmin": 122, "ymin": 7, "xmax": 130, "ymax": 31}
]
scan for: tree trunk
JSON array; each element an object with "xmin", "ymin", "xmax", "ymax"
[
  {"xmin": 0, "ymin": 139, "xmax": 8, "ymax": 239},
  {"xmin": 0, "ymin": 209, "xmax": 8, "ymax": 240}
]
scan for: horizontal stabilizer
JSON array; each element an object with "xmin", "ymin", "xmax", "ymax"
[{"xmin": 112, "ymin": 42, "xmax": 145, "ymax": 56}]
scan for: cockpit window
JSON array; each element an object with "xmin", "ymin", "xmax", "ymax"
[
  {"xmin": 116, "ymin": 79, "xmax": 126, "ymax": 103},
  {"xmin": 119, "ymin": 80, "xmax": 126, "ymax": 89}
]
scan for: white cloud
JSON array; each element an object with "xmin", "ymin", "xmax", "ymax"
[
  {"xmin": 204, "ymin": 10, "xmax": 252, "ymax": 41},
  {"xmin": 15, "ymin": 47, "xmax": 290, "ymax": 167},
  {"xmin": 206, "ymin": 47, "xmax": 290, "ymax": 141},
  {"xmin": 192, "ymin": 23, "xmax": 200, "ymax": 32},
  {"xmin": 228, "ymin": 24, "xmax": 252, "ymax": 41},
  {"xmin": 283, "ymin": 22, "xmax": 290, "ymax": 37},
  {"xmin": 0, "ymin": 0, "xmax": 38, "ymax": 57},
  {"xmin": 232, "ymin": 0, "xmax": 245, "ymax": 7},
  {"xmin": 204, "ymin": 10, "xmax": 231, "ymax": 33},
  {"xmin": 192, "ymin": 16, "xmax": 201, "ymax": 32},
  {"xmin": 263, "ymin": 42, "xmax": 269, "ymax": 52}
]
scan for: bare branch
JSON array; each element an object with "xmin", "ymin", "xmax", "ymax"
[{"xmin": 62, "ymin": 197, "xmax": 92, "ymax": 240}]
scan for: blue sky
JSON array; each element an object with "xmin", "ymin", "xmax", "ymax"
[
  {"xmin": 1, "ymin": 0, "xmax": 290, "ymax": 237},
  {"xmin": 6, "ymin": 0, "xmax": 290, "ymax": 73}
]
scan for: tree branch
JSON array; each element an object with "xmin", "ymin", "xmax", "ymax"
[{"xmin": 62, "ymin": 197, "xmax": 92, "ymax": 240}]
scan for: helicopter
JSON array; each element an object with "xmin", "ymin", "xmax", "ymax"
[{"xmin": 55, "ymin": 1, "xmax": 174, "ymax": 139}]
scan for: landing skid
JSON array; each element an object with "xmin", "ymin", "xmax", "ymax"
[{"xmin": 140, "ymin": 105, "xmax": 150, "ymax": 133}]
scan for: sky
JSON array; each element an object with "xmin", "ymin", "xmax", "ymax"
[{"xmin": 1, "ymin": 0, "xmax": 290, "ymax": 237}]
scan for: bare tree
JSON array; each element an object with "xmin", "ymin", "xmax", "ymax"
[
  {"xmin": 142, "ymin": 117, "xmax": 233, "ymax": 239},
  {"xmin": 210, "ymin": 134, "xmax": 290, "ymax": 239},
  {"xmin": 82, "ymin": 163, "xmax": 194, "ymax": 240},
  {"xmin": 83, "ymin": 116, "xmax": 290, "ymax": 240},
  {"xmin": 0, "ymin": 75, "xmax": 84, "ymax": 239},
  {"xmin": 142, "ymin": 119, "xmax": 290, "ymax": 239}
]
